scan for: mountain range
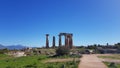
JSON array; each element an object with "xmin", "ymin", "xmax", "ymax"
[{"xmin": 0, "ymin": 44, "xmax": 27, "ymax": 50}]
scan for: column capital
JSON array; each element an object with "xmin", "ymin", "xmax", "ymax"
[{"xmin": 46, "ymin": 34, "xmax": 49, "ymax": 36}]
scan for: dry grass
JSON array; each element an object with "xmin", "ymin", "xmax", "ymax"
[
  {"xmin": 97, "ymin": 54, "xmax": 120, "ymax": 64},
  {"xmin": 44, "ymin": 58, "xmax": 80, "ymax": 63},
  {"xmin": 98, "ymin": 54, "xmax": 120, "ymax": 60}
]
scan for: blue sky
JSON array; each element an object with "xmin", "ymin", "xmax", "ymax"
[{"xmin": 0, "ymin": 0, "xmax": 120, "ymax": 47}]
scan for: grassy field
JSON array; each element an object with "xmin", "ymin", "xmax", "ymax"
[
  {"xmin": 0, "ymin": 54, "xmax": 80, "ymax": 68},
  {"xmin": 0, "ymin": 54, "xmax": 13, "ymax": 60},
  {"xmin": 98, "ymin": 54, "xmax": 120, "ymax": 68},
  {"xmin": 104, "ymin": 62, "xmax": 120, "ymax": 68},
  {"xmin": 98, "ymin": 54, "xmax": 120, "ymax": 60}
]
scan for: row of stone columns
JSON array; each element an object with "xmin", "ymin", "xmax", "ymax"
[
  {"xmin": 59, "ymin": 33, "xmax": 73, "ymax": 48},
  {"xmin": 45, "ymin": 33, "xmax": 73, "ymax": 48},
  {"xmin": 46, "ymin": 34, "xmax": 56, "ymax": 48}
]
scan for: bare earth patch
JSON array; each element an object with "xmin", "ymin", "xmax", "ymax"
[
  {"xmin": 97, "ymin": 54, "xmax": 120, "ymax": 63},
  {"xmin": 79, "ymin": 54, "xmax": 107, "ymax": 68},
  {"xmin": 44, "ymin": 58, "xmax": 80, "ymax": 63}
]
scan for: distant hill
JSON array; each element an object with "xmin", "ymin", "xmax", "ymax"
[
  {"xmin": 0, "ymin": 44, "xmax": 27, "ymax": 50},
  {"xmin": 0, "ymin": 44, "xmax": 6, "ymax": 49},
  {"xmin": 6, "ymin": 45, "xmax": 27, "ymax": 50}
]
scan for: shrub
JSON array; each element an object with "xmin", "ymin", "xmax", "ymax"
[
  {"xmin": 37, "ymin": 55, "xmax": 47, "ymax": 60},
  {"xmin": 47, "ymin": 64, "xmax": 54, "ymax": 68},
  {"xmin": 6, "ymin": 66, "xmax": 12, "ymax": 68},
  {"xmin": 109, "ymin": 62, "xmax": 117, "ymax": 68},
  {"xmin": 24, "ymin": 62, "xmax": 37, "ymax": 68},
  {"xmin": 61, "ymin": 64, "xmax": 65, "ymax": 68},
  {"xmin": 56, "ymin": 46, "xmax": 70, "ymax": 56}
]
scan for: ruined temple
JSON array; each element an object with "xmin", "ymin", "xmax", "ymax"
[
  {"xmin": 58, "ymin": 33, "xmax": 73, "ymax": 49},
  {"xmin": 45, "ymin": 33, "xmax": 73, "ymax": 49}
]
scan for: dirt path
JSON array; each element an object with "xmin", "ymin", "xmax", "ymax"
[
  {"xmin": 79, "ymin": 54, "xmax": 107, "ymax": 68},
  {"xmin": 44, "ymin": 58, "xmax": 79, "ymax": 63}
]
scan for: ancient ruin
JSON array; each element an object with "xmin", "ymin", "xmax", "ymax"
[
  {"xmin": 58, "ymin": 33, "xmax": 73, "ymax": 48},
  {"xmin": 45, "ymin": 33, "xmax": 73, "ymax": 49}
]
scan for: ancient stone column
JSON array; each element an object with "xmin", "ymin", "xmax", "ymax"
[
  {"xmin": 65, "ymin": 35, "xmax": 69, "ymax": 47},
  {"xmin": 69, "ymin": 35, "xmax": 73, "ymax": 48},
  {"xmin": 46, "ymin": 34, "xmax": 49, "ymax": 48},
  {"xmin": 71, "ymin": 34, "xmax": 73, "ymax": 46},
  {"xmin": 68, "ymin": 35, "xmax": 72, "ymax": 48},
  {"xmin": 52, "ymin": 36, "xmax": 55, "ymax": 48},
  {"xmin": 59, "ymin": 35, "xmax": 61, "ymax": 47}
]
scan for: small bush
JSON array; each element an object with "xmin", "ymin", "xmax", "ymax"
[
  {"xmin": 47, "ymin": 64, "xmax": 54, "ymax": 68},
  {"xmin": 24, "ymin": 64, "xmax": 37, "ymax": 68},
  {"xmin": 56, "ymin": 46, "xmax": 70, "ymax": 56},
  {"xmin": 6, "ymin": 66, "xmax": 12, "ymax": 68},
  {"xmin": 61, "ymin": 64, "xmax": 65, "ymax": 68},
  {"xmin": 109, "ymin": 62, "xmax": 117, "ymax": 68}
]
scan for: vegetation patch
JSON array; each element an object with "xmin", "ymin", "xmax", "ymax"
[
  {"xmin": 44, "ymin": 58, "xmax": 80, "ymax": 68},
  {"xmin": 98, "ymin": 54, "xmax": 120, "ymax": 60},
  {"xmin": 104, "ymin": 62, "xmax": 120, "ymax": 68},
  {"xmin": 0, "ymin": 54, "xmax": 80, "ymax": 68},
  {"xmin": 56, "ymin": 46, "xmax": 70, "ymax": 56},
  {"xmin": 0, "ymin": 54, "xmax": 48, "ymax": 68}
]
